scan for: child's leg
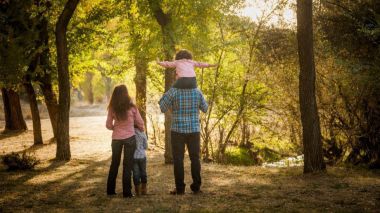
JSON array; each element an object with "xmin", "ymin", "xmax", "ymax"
[
  {"xmin": 173, "ymin": 77, "xmax": 197, "ymax": 89},
  {"xmin": 140, "ymin": 158, "xmax": 148, "ymax": 195},
  {"xmin": 140, "ymin": 158, "xmax": 147, "ymax": 184},
  {"xmin": 133, "ymin": 160, "xmax": 141, "ymax": 186}
]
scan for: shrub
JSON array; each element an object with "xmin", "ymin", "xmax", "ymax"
[
  {"xmin": 223, "ymin": 147, "xmax": 256, "ymax": 166},
  {"xmin": 2, "ymin": 152, "xmax": 40, "ymax": 171}
]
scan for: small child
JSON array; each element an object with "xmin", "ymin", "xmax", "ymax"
[
  {"xmin": 157, "ymin": 49, "xmax": 218, "ymax": 89},
  {"xmin": 133, "ymin": 127, "xmax": 148, "ymax": 196}
]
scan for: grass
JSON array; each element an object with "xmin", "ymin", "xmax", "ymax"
[{"xmin": 1, "ymin": 116, "xmax": 380, "ymax": 212}]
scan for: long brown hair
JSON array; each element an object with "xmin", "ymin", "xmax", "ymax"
[{"xmin": 108, "ymin": 85, "xmax": 134, "ymax": 120}]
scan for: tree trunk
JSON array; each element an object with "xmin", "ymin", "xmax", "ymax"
[
  {"xmin": 1, "ymin": 88, "xmax": 27, "ymax": 131},
  {"xmin": 202, "ymin": 50, "xmax": 224, "ymax": 161},
  {"xmin": 23, "ymin": 79, "xmax": 43, "ymax": 145},
  {"xmin": 55, "ymin": 0, "xmax": 79, "ymax": 161},
  {"xmin": 35, "ymin": 8, "xmax": 59, "ymax": 139},
  {"xmin": 148, "ymin": 0, "xmax": 176, "ymax": 164},
  {"xmin": 296, "ymin": 0, "xmax": 326, "ymax": 173},
  {"xmin": 85, "ymin": 72, "xmax": 94, "ymax": 104},
  {"xmin": 220, "ymin": 79, "xmax": 249, "ymax": 155},
  {"xmin": 103, "ymin": 75, "xmax": 112, "ymax": 103},
  {"xmin": 39, "ymin": 75, "xmax": 59, "ymax": 139},
  {"xmin": 134, "ymin": 56, "xmax": 147, "ymax": 128}
]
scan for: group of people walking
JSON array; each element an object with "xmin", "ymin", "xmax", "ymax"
[{"xmin": 105, "ymin": 49, "xmax": 216, "ymax": 197}]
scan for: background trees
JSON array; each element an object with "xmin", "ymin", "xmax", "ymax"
[{"xmin": 1, "ymin": 0, "xmax": 378, "ymax": 169}]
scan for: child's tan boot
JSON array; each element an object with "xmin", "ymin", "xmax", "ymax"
[
  {"xmin": 141, "ymin": 183, "xmax": 147, "ymax": 195},
  {"xmin": 135, "ymin": 184, "xmax": 141, "ymax": 196}
]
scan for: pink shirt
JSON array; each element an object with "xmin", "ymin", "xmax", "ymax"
[
  {"xmin": 157, "ymin": 59, "xmax": 212, "ymax": 79},
  {"xmin": 106, "ymin": 106, "xmax": 145, "ymax": 140}
]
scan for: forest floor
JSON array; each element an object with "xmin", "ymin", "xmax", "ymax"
[{"xmin": 1, "ymin": 116, "xmax": 380, "ymax": 212}]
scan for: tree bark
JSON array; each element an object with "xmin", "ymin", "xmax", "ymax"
[
  {"xmin": 134, "ymin": 56, "xmax": 147, "ymax": 128},
  {"xmin": 296, "ymin": 0, "xmax": 326, "ymax": 173},
  {"xmin": 103, "ymin": 75, "xmax": 112, "ymax": 103},
  {"xmin": 55, "ymin": 0, "xmax": 79, "ymax": 161},
  {"xmin": 39, "ymin": 74, "xmax": 59, "ymax": 139},
  {"xmin": 85, "ymin": 72, "xmax": 94, "ymax": 104},
  {"xmin": 148, "ymin": 0, "xmax": 176, "ymax": 164},
  {"xmin": 34, "ymin": 6, "xmax": 59, "ymax": 139},
  {"xmin": 1, "ymin": 88, "xmax": 27, "ymax": 131},
  {"xmin": 23, "ymin": 78, "xmax": 43, "ymax": 145}
]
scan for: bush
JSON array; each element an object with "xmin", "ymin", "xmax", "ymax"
[
  {"xmin": 223, "ymin": 147, "xmax": 256, "ymax": 166},
  {"xmin": 2, "ymin": 152, "xmax": 40, "ymax": 171}
]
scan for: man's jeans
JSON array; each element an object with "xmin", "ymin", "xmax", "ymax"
[
  {"xmin": 107, "ymin": 136, "xmax": 136, "ymax": 196},
  {"xmin": 171, "ymin": 131, "xmax": 201, "ymax": 192},
  {"xmin": 133, "ymin": 158, "xmax": 147, "ymax": 185}
]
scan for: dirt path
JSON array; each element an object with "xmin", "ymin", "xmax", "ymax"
[{"xmin": 1, "ymin": 116, "xmax": 379, "ymax": 212}]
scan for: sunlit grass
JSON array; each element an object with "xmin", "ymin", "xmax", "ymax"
[{"xmin": 1, "ymin": 116, "xmax": 379, "ymax": 212}]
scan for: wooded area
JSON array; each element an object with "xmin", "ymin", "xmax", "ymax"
[{"xmin": 1, "ymin": 0, "xmax": 379, "ymax": 211}]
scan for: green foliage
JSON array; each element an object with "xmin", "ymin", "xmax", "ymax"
[
  {"xmin": 316, "ymin": 0, "xmax": 380, "ymax": 167},
  {"xmin": 4, "ymin": 0, "xmax": 379, "ymax": 168},
  {"xmin": 0, "ymin": 0, "xmax": 40, "ymax": 87},
  {"xmin": 2, "ymin": 152, "xmax": 40, "ymax": 171},
  {"xmin": 223, "ymin": 147, "xmax": 256, "ymax": 166}
]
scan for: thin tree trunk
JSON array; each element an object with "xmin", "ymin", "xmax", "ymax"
[
  {"xmin": 23, "ymin": 79, "xmax": 43, "ymax": 145},
  {"xmin": 134, "ymin": 56, "xmax": 147, "ymax": 128},
  {"xmin": 162, "ymin": 30, "xmax": 175, "ymax": 164},
  {"xmin": 85, "ymin": 72, "xmax": 94, "ymax": 104},
  {"xmin": 220, "ymin": 79, "xmax": 249, "ymax": 155},
  {"xmin": 39, "ymin": 74, "xmax": 59, "ymax": 139},
  {"xmin": 148, "ymin": 0, "xmax": 176, "ymax": 164},
  {"xmin": 202, "ymin": 49, "xmax": 224, "ymax": 160},
  {"xmin": 36, "ymin": 8, "xmax": 58, "ymax": 139},
  {"xmin": 296, "ymin": 0, "xmax": 326, "ymax": 173},
  {"xmin": 1, "ymin": 88, "xmax": 27, "ymax": 131},
  {"xmin": 125, "ymin": 1, "xmax": 148, "ymax": 129},
  {"xmin": 55, "ymin": 0, "xmax": 79, "ymax": 161},
  {"xmin": 103, "ymin": 75, "xmax": 112, "ymax": 103}
]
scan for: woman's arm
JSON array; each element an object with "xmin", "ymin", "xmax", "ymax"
[
  {"xmin": 134, "ymin": 107, "xmax": 145, "ymax": 131},
  {"xmin": 106, "ymin": 109, "xmax": 114, "ymax": 130}
]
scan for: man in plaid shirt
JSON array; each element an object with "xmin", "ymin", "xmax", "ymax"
[{"xmin": 159, "ymin": 87, "xmax": 208, "ymax": 195}]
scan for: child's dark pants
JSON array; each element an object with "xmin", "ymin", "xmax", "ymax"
[
  {"xmin": 133, "ymin": 158, "xmax": 147, "ymax": 185},
  {"xmin": 172, "ymin": 77, "xmax": 197, "ymax": 89}
]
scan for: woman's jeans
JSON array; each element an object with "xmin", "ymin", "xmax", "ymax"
[
  {"xmin": 133, "ymin": 158, "xmax": 147, "ymax": 185},
  {"xmin": 107, "ymin": 136, "xmax": 136, "ymax": 196}
]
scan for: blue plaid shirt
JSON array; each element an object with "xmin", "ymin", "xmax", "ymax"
[
  {"xmin": 159, "ymin": 88, "xmax": 208, "ymax": 133},
  {"xmin": 134, "ymin": 128, "xmax": 148, "ymax": 159}
]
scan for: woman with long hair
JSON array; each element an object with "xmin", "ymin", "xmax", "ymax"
[{"xmin": 106, "ymin": 84, "xmax": 145, "ymax": 198}]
